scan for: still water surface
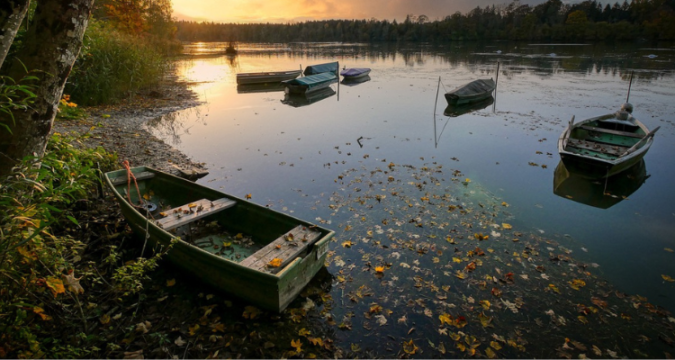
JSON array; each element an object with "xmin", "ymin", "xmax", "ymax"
[{"xmin": 147, "ymin": 42, "xmax": 675, "ymax": 356}]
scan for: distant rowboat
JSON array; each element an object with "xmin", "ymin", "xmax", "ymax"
[
  {"xmin": 282, "ymin": 72, "xmax": 338, "ymax": 95},
  {"xmin": 444, "ymin": 78, "xmax": 496, "ymax": 105},
  {"xmin": 340, "ymin": 68, "xmax": 371, "ymax": 80},
  {"xmin": 236, "ymin": 70, "xmax": 302, "ymax": 85}
]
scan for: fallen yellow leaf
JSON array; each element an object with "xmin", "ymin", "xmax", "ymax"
[
  {"xmin": 166, "ymin": 278, "xmax": 176, "ymax": 287},
  {"xmin": 268, "ymin": 258, "xmax": 283, "ymax": 268},
  {"xmin": 662, "ymin": 274, "xmax": 675, "ymax": 282}
]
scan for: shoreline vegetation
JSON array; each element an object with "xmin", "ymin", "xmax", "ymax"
[
  {"xmin": 175, "ymin": 0, "xmax": 675, "ymax": 43},
  {"xmin": 1, "ymin": 0, "xmax": 674, "ymax": 358}
]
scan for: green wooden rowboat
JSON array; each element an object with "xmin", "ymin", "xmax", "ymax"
[
  {"xmin": 558, "ymin": 104, "xmax": 659, "ymax": 179},
  {"xmin": 104, "ymin": 166, "xmax": 334, "ymax": 312}
]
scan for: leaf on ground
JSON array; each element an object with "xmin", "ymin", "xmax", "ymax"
[
  {"xmin": 123, "ymin": 349, "xmax": 144, "ymax": 359},
  {"xmin": 45, "ymin": 276, "xmax": 65, "ymax": 297},
  {"xmin": 166, "ymin": 278, "xmax": 176, "ymax": 287},
  {"xmin": 175, "ymin": 336, "xmax": 186, "ymax": 347},
  {"xmin": 243, "ymin": 306, "xmax": 261, "ymax": 319},
  {"xmin": 61, "ymin": 270, "xmax": 84, "ymax": 294},
  {"xmin": 100, "ymin": 314, "xmax": 111, "ymax": 324}
]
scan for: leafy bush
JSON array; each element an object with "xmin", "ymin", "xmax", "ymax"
[
  {"xmin": 0, "ymin": 74, "xmax": 37, "ymax": 134},
  {"xmin": 0, "ymin": 134, "xmax": 169, "ymax": 358},
  {"xmin": 65, "ymin": 20, "xmax": 168, "ymax": 106}
]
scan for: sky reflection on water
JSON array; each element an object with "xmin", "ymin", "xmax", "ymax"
[{"xmin": 147, "ymin": 42, "xmax": 675, "ymax": 316}]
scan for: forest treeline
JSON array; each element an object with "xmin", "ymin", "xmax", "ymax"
[{"xmin": 175, "ymin": 0, "xmax": 675, "ymax": 42}]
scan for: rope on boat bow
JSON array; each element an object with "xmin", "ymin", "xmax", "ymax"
[
  {"xmin": 123, "ymin": 160, "xmax": 143, "ymax": 209},
  {"xmin": 123, "ymin": 160, "xmax": 152, "ymax": 255}
]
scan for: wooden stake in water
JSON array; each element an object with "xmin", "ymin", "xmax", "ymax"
[
  {"xmin": 493, "ymin": 61, "xmax": 500, "ymax": 113},
  {"xmin": 626, "ymin": 71, "xmax": 634, "ymax": 103},
  {"xmin": 434, "ymin": 76, "xmax": 441, "ymax": 148}
]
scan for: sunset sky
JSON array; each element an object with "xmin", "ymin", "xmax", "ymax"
[{"xmin": 171, "ymin": 0, "xmax": 549, "ymax": 24}]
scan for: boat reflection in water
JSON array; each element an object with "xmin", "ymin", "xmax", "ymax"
[
  {"xmin": 281, "ymin": 87, "xmax": 336, "ymax": 108},
  {"xmin": 340, "ymin": 75, "xmax": 371, "ymax": 86},
  {"xmin": 443, "ymin": 96, "xmax": 494, "ymax": 117},
  {"xmin": 237, "ymin": 82, "xmax": 286, "ymax": 94},
  {"xmin": 553, "ymin": 159, "xmax": 648, "ymax": 209}
]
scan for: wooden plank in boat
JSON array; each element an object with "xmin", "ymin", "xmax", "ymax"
[
  {"xmin": 578, "ymin": 126, "xmax": 644, "ymax": 139},
  {"xmin": 155, "ymin": 198, "xmax": 236, "ymax": 230},
  {"xmin": 240, "ymin": 225, "xmax": 321, "ymax": 273},
  {"xmin": 567, "ymin": 139, "xmax": 628, "ymax": 156},
  {"xmin": 110, "ymin": 171, "xmax": 155, "ymax": 186}
]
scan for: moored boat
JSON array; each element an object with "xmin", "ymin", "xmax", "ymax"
[
  {"xmin": 558, "ymin": 103, "xmax": 659, "ymax": 179},
  {"xmin": 444, "ymin": 78, "xmax": 496, "ymax": 105},
  {"xmin": 303, "ymin": 61, "xmax": 339, "ymax": 76},
  {"xmin": 340, "ymin": 68, "xmax": 371, "ymax": 80},
  {"xmin": 282, "ymin": 72, "xmax": 338, "ymax": 95},
  {"xmin": 236, "ymin": 70, "xmax": 302, "ymax": 85},
  {"xmin": 104, "ymin": 166, "xmax": 334, "ymax": 312}
]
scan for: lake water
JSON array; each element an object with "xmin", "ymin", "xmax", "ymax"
[{"xmin": 147, "ymin": 42, "xmax": 675, "ymax": 357}]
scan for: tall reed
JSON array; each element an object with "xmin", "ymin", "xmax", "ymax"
[{"xmin": 66, "ymin": 20, "xmax": 168, "ymax": 106}]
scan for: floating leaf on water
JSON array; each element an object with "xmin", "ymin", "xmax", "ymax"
[
  {"xmin": 245, "ymin": 193, "xmax": 252, "ymax": 199},
  {"xmin": 568, "ymin": 279, "xmax": 586, "ymax": 290},
  {"xmin": 578, "ymin": 315, "xmax": 589, "ymax": 324},
  {"xmin": 375, "ymin": 266, "xmax": 385, "ymax": 273},
  {"xmin": 375, "ymin": 314, "xmax": 387, "ymax": 326},
  {"xmin": 342, "ymin": 240, "xmax": 353, "ymax": 248},
  {"xmin": 548, "ymin": 284, "xmax": 560, "ymax": 293},
  {"xmin": 291, "ymin": 339, "xmax": 303, "ymax": 353},
  {"xmin": 455, "ymin": 270, "xmax": 467, "ymax": 279},
  {"xmin": 502, "ymin": 223, "xmax": 512, "ymax": 230},
  {"xmin": 662, "ymin": 274, "xmax": 675, "ymax": 282},
  {"xmin": 490, "ymin": 340, "xmax": 503, "ymax": 350},
  {"xmin": 665, "ymin": 248, "xmax": 674, "ymax": 253},
  {"xmin": 403, "ymin": 339, "xmax": 418, "ymax": 354},
  {"xmin": 479, "ymin": 300, "xmax": 491, "ymax": 309}
]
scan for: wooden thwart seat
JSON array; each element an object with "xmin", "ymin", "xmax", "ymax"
[
  {"xmin": 567, "ymin": 139, "xmax": 628, "ymax": 157},
  {"xmin": 239, "ymin": 225, "xmax": 321, "ymax": 273},
  {"xmin": 155, "ymin": 198, "xmax": 236, "ymax": 231},
  {"xmin": 578, "ymin": 125, "xmax": 644, "ymax": 139}
]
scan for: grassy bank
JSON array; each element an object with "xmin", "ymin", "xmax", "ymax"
[{"xmin": 65, "ymin": 20, "xmax": 174, "ymax": 106}]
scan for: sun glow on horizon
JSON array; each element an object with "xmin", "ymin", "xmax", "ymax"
[{"xmin": 171, "ymin": 0, "xmax": 480, "ymax": 24}]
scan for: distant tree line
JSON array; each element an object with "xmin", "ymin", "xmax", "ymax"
[{"xmin": 175, "ymin": 0, "xmax": 675, "ymax": 42}]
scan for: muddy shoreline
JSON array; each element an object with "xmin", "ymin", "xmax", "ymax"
[{"xmin": 53, "ymin": 74, "xmax": 205, "ymax": 174}]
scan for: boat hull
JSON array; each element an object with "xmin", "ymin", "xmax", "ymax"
[
  {"xmin": 340, "ymin": 68, "xmax": 371, "ymax": 79},
  {"xmin": 557, "ymin": 114, "xmax": 654, "ymax": 179},
  {"xmin": 559, "ymin": 151, "xmax": 647, "ymax": 179},
  {"xmin": 236, "ymin": 70, "xmax": 302, "ymax": 85},
  {"xmin": 445, "ymin": 78, "xmax": 496, "ymax": 105},
  {"xmin": 105, "ymin": 167, "xmax": 333, "ymax": 312}
]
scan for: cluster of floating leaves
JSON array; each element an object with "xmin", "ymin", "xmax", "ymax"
[{"xmin": 313, "ymin": 160, "xmax": 675, "ymax": 358}]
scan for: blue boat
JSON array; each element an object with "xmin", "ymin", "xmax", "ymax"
[
  {"xmin": 282, "ymin": 72, "xmax": 338, "ymax": 95},
  {"xmin": 303, "ymin": 62, "xmax": 339, "ymax": 76},
  {"xmin": 340, "ymin": 68, "xmax": 371, "ymax": 80}
]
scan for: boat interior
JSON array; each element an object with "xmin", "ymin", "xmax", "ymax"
[{"xmin": 110, "ymin": 171, "xmax": 324, "ymax": 273}]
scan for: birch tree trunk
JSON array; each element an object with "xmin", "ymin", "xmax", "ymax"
[
  {"xmin": 0, "ymin": 0, "xmax": 30, "ymax": 68},
  {"xmin": 0, "ymin": 0, "xmax": 94, "ymax": 176}
]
